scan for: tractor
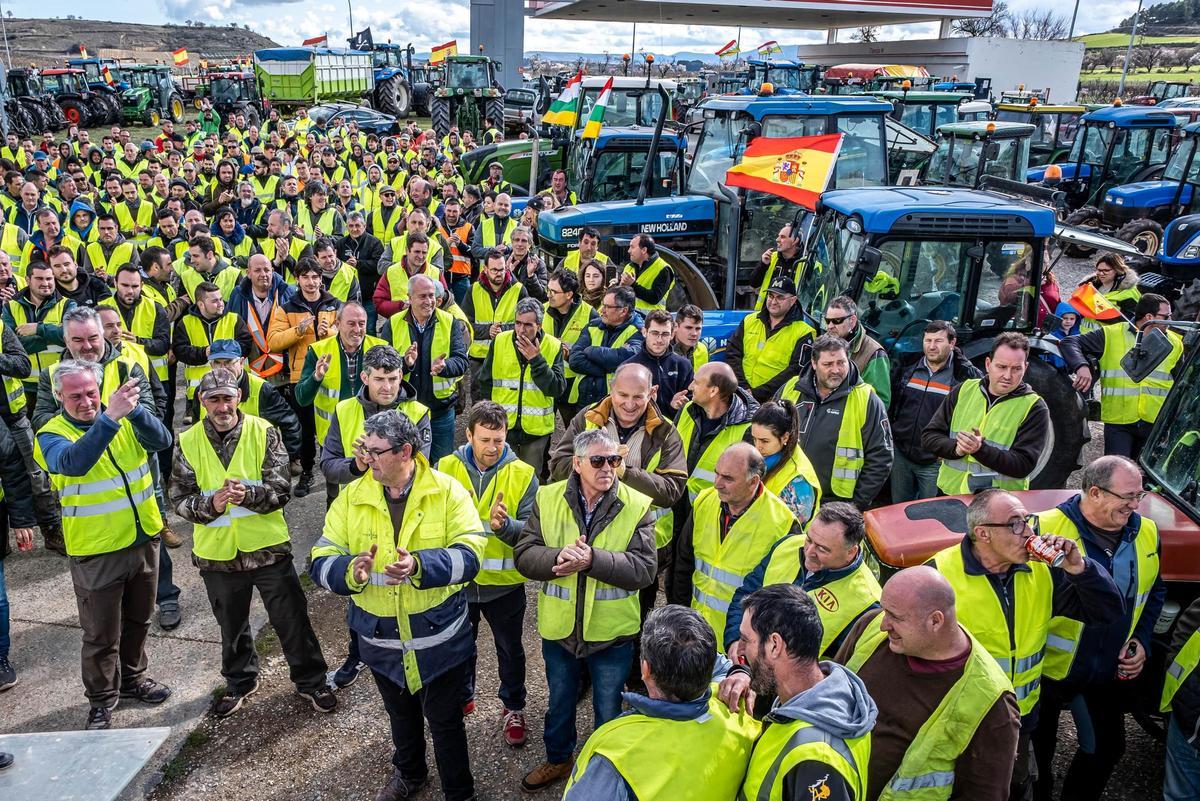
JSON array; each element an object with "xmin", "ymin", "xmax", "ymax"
[
  {"xmin": 1129, "ymin": 80, "xmax": 1196, "ymax": 106},
  {"xmin": 738, "ymin": 58, "xmax": 823, "ymax": 96},
  {"xmin": 565, "ymin": 125, "xmax": 689, "ymax": 205},
  {"xmin": 5, "ymin": 68, "xmax": 67, "ymax": 135},
  {"xmin": 199, "ymin": 71, "xmax": 267, "ymax": 129},
  {"xmin": 429, "ymin": 55, "xmax": 504, "ymax": 140},
  {"xmin": 122, "ymin": 65, "xmax": 186, "ymax": 126},
  {"xmin": 925, "ymin": 121, "xmax": 1035, "ymax": 188},
  {"xmin": 66, "ymin": 57, "xmax": 125, "ymax": 125},
  {"xmin": 367, "ymin": 43, "xmax": 414, "ymax": 117},
  {"xmin": 993, "ymin": 101, "xmax": 1087, "ymax": 166},
  {"xmin": 39, "ymin": 68, "xmax": 107, "ymax": 128},
  {"xmin": 872, "ymin": 90, "xmax": 984, "ymax": 140}
]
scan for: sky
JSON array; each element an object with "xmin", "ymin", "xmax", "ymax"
[{"xmin": 3, "ymin": 0, "xmax": 1149, "ymax": 55}]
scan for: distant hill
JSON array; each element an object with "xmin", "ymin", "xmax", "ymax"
[{"xmin": 4, "ymin": 17, "xmax": 279, "ymax": 66}]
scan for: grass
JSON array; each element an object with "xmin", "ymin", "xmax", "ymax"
[
  {"xmin": 1078, "ymin": 33, "xmax": 1200, "ymax": 48},
  {"xmin": 1078, "ymin": 67, "xmax": 1200, "ymax": 84},
  {"xmin": 159, "ymin": 724, "xmax": 213, "ymax": 784}
]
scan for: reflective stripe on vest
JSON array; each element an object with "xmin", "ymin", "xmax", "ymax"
[
  {"xmin": 468, "ymin": 282, "xmax": 523, "ymax": 358},
  {"xmin": 936, "ymin": 379, "xmax": 1040, "ymax": 495},
  {"xmin": 437, "ymin": 453, "xmax": 535, "ymax": 586},
  {"xmin": 1162, "ymin": 627, "xmax": 1200, "ymax": 712},
  {"xmin": 310, "ymin": 335, "xmax": 387, "ymax": 444},
  {"xmin": 8, "ymin": 296, "xmax": 67, "ymax": 384},
  {"xmin": 389, "ymin": 308, "xmax": 461, "ymax": 399},
  {"xmin": 489, "ymin": 330, "xmax": 560, "ymax": 436},
  {"xmin": 830, "ymin": 384, "xmax": 872, "ymax": 499},
  {"xmin": 0, "ymin": 317, "xmax": 25, "ymax": 413}
]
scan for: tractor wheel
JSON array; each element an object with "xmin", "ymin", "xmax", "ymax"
[
  {"xmin": 1022, "ymin": 358, "xmax": 1089, "ymax": 488},
  {"xmin": 9, "ymin": 103, "xmax": 34, "ymax": 136},
  {"xmin": 486, "ymin": 97, "xmax": 505, "ymax": 132},
  {"xmin": 1062, "ymin": 206, "xmax": 1104, "ymax": 257},
  {"xmin": 1116, "ymin": 218, "xmax": 1164, "ymax": 257},
  {"xmin": 377, "ymin": 75, "xmax": 411, "ymax": 118},
  {"xmin": 99, "ymin": 93, "xmax": 120, "ymax": 125},
  {"xmin": 22, "ymin": 101, "xmax": 47, "ymax": 134},
  {"xmin": 168, "ymin": 94, "xmax": 185, "ymax": 124},
  {"xmin": 1177, "ymin": 278, "xmax": 1200, "ymax": 322},
  {"xmin": 244, "ymin": 105, "xmax": 261, "ymax": 129},
  {"xmin": 59, "ymin": 99, "xmax": 87, "ymax": 128},
  {"xmin": 413, "ymin": 84, "xmax": 431, "ymax": 117},
  {"xmin": 431, "ymin": 96, "xmax": 452, "ymax": 138},
  {"xmin": 143, "ymin": 109, "xmax": 161, "ymax": 127},
  {"xmin": 45, "ymin": 101, "xmax": 67, "ymax": 130}
]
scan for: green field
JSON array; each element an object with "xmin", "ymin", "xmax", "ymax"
[
  {"xmin": 1077, "ymin": 32, "xmax": 1200, "ymax": 48},
  {"xmin": 1078, "ymin": 67, "xmax": 1200, "ymax": 84}
]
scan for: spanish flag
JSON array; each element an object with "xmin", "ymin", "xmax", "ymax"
[
  {"xmin": 101, "ymin": 65, "xmax": 115, "ymax": 87},
  {"xmin": 431, "ymin": 40, "xmax": 458, "ymax": 64},
  {"xmin": 78, "ymin": 45, "xmax": 89, "ymax": 59},
  {"xmin": 725, "ymin": 133, "xmax": 842, "ymax": 211},
  {"xmin": 1068, "ymin": 282, "xmax": 1124, "ymax": 321},
  {"xmin": 543, "ymin": 69, "xmax": 582, "ymax": 127},
  {"xmin": 581, "ymin": 77, "xmax": 614, "ymax": 140},
  {"xmin": 716, "ymin": 39, "xmax": 739, "ymax": 57},
  {"xmin": 172, "ymin": 48, "xmax": 189, "ymax": 66}
]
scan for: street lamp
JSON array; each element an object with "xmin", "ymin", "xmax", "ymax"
[{"xmin": 1118, "ymin": 0, "xmax": 1145, "ymax": 97}]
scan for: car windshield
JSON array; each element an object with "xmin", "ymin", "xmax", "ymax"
[
  {"xmin": 686, "ymin": 112, "xmax": 751, "ymax": 195},
  {"xmin": 448, "ymin": 61, "xmax": 489, "ymax": 88},
  {"xmin": 579, "ymin": 87, "xmax": 667, "ymax": 128},
  {"xmin": 1142, "ymin": 345, "xmax": 1200, "ymax": 506}
]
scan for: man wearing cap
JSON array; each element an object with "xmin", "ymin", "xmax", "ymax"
[
  {"xmin": 172, "ymin": 368, "xmax": 337, "ymax": 718},
  {"xmin": 726, "ymin": 275, "xmax": 815, "ymax": 404},
  {"xmin": 367, "ymin": 183, "xmax": 404, "ymax": 246}
]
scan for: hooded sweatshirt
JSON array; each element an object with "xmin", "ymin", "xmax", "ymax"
[
  {"xmin": 1042, "ymin": 301, "xmax": 1082, "ymax": 370},
  {"xmin": 319, "ymin": 381, "xmax": 432, "ymax": 484},
  {"xmin": 67, "ymin": 198, "xmax": 96, "ymax": 242}
]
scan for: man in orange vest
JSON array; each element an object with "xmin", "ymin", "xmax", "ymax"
[
  {"xmin": 226, "ymin": 254, "xmax": 295, "ymax": 387},
  {"xmin": 438, "ymin": 197, "xmax": 474, "ymax": 306}
]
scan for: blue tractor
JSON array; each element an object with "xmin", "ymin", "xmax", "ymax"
[
  {"xmin": 739, "ymin": 59, "xmax": 823, "ymax": 96},
  {"xmin": 1150, "ymin": 206, "xmax": 1200, "ymax": 320},
  {"xmin": 366, "ymin": 43, "xmax": 415, "ymax": 118},
  {"xmin": 792, "ymin": 185, "xmax": 1089, "ymax": 486},
  {"xmin": 66, "ymin": 57, "xmax": 125, "ymax": 125},
  {"xmin": 564, "ymin": 126, "xmax": 688, "ymax": 204}
]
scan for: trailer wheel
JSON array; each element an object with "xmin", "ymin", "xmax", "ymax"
[
  {"xmin": 1063, "ymin": 206, "xmax": 1104, "ymax": 257},
  {"xmin": 431, "ymin": 96, "xmax": 452, "ymax": 138},
  {"xmin": 1116, "ymin": 218, "xmax": 1164, "ymax": 258},
  {"xmin": 1022, "ymin": 357, "xmax": 1089, "ymax": 488}
]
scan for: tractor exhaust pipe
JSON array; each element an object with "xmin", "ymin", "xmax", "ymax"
[{"xmin": 636, "ymin": 85, "xmax": 670, "ymax": 207}]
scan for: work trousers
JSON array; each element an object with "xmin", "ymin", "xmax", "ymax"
[
  {"xmin": 1103, "ymin": 421, "xmax": 1154, "ymax": 462},
  {"xmin": 1033, "ymin": 677, "xmax": 1131, "ymax": 801},
  {"xmin": 284, "ymin": 384, "xmax": 318, "ymax": 471},
  {"xmin": 200, "ymin": 555, "xmax": 328, "ymax": 694},
  {"xmin": 512, "ymin": 433, "xmax": 551, "ymax": 482},
  {"xmin": 1165, "ymin": 713, "xmax": 1200, "ymax": 801},
  {"xmin": 70, "ymin": 538, "xmax": 159, "ymax": 708},
  {"xmin": 375, "ymin": 660, "xmax": 474, "ymax": 801},
  {"xmin": 6, "ymin": 412, "xmax": 60, "ymax": 530},
  {"xmin": 466, "ymin": 585, "xmax": 527, "ymax": 711}
]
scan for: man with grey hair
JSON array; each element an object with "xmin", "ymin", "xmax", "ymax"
[
  {"xmin": 35, "ymin": 358, "xmax": 173, "ymax": 730},
  {"xmin": 1033, "ymin": 455, "xmax": 1166, "ymax": 800},
  {"xmin": 822, "ymin": 294, "xmax": 890, "ymax": 404},
  {"xmin": 515, "ymin": 427, "xmax": 657, "ymax": 793},
  {"xmin": 671, "ymin": 442, "xmax": 802, "ymax": 646},
  {"xmin": 476, "ymin": 295, "xmax": 566, "ymax": 471},
  {"xmin": 311, "ymin": 409, "xmax": 485, "ymax": 801},
  {"xmin": 568, "ymin": 286, "xmax": 643, "ymax": 408},
  {"xmin": 336, "ymin": 207, "xmax": 384, "ymax": 333},
  {"xmin": 563, "ymin": 604, "xmax": 759, "ymax": 800}
]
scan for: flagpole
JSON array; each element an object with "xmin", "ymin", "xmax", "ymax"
[
  {"xmin": 631, "ymin": 22, "xmax": 637, "ymax": 58},
  {"xmin": 736, "ymin": 26, "xmax": 742, "ymax": 68},
  {"xmin": 347, "ymin": 0, "xmax": 355, "ymax": 41}
]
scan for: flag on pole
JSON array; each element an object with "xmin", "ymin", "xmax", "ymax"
[
  {"xmin": 1068, "ymin": 283, "xmax": 1124, "ymax": 321},
  {"xmin": 172, "ymin": 48, "xmax": 190, "ymax": 66},
  {"xmin": 431, "ymin": 40, "xmax": 458, "ymax": 64},
  {"xmin": 542, "ymin": 69, "xmax": 583, "ymax": 127},
  {"xmin": 78, "ymin": 45, "xmax": 89, "ymax": 59},
  {"xmin": 100, "ymin": 65, "xmax": 115, "ymax": 87},
  {"xmin": 725, "ymin": 134, "xmax": 843, "ymax": 211},
  {"xmin": 302, "ymin": 34, "xmax": 328, "ymax": 46},
  {"xmin": 581, "ymin": 77, "xmax": 614, "ymax": 140},
  {"xmin": 715, "ymin": 39, "xmax": 739, "ymax": 57},
  {"xmin": 757, "ymin": 40, "xmax": 782, "ymax": 55}
]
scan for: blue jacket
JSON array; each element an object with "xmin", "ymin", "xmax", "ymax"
[
  {"xmin": 568, "ymin": 314, "xmax": 645, "ymax": 406},
  {"xmin": 67, "ymin": 198, "xmax": 95, "ymax": 242},
  {"xmin": 226, "ymin": 272, "xmax": 296, "ymax": 322}
]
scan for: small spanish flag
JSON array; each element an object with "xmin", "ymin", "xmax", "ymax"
[
  {"xmin": 431, "ymin": 40, "xmax": 458, "ymax": 64},
  {"xmin": 725, "ymin": 133, "xmax": 842, "ymax": 211},
  {"xmin": 101, "ymin": 65, "xmax": 115, "ymax": 87},
  {"xmin": 172, "ymin": 48, "xmax": 189, "ymax": 66},
  {"xmin": 78, "ymin": 45, "xmax": 89, "ymax": 59},
  {"xmin": 581, "ymin": 77, "xmax": 613, "ymax": 140},
  {"xmin": 1068, "ymin": 282, "xmax": 1124, "ymax": 322}
]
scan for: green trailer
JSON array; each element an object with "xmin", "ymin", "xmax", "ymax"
[{"xmin": 253, "ymin": 47, "xmax": 374, "ymax": 110}]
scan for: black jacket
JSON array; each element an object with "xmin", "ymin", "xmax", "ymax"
[
  {"xmin": 171, "ymin": 308, "xmax": 253, "ymax": 366},
  {"xmin": 0, "ymin": 414, "xmax": 34, "ymax": 560},
  {"xmin": 624, "ymin": 345, "xmax": 693, "ymax": 417},
  {"xmin": 57, "ymin": 273, "xmax": 112, "ymax": 308},
  {"xmin": 381, "ymin": 311, "xmax": 470, "ymax": 413},
  {"xmin": 890, "ymin": 349, "xmax": 982, "ymax": 464},
  {"xmin": 336, "ymin": 232, "xmax": 385, "ymax": 297}
]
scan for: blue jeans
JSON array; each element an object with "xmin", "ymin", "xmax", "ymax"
[
  {"xmin": 541, "ymin": 639, "xmax": 634, "ymax": 764},
  {"xmin": 1166, "ymin": 714, "xmax": 1200, "ymax": 801},
  {"xmin": 450, "ymin": 275, "xmax": 471, "ymax": 306},
  {"xmin": 157, "ymin": 544, "xmax": 180, "ymax": 609},
  {"xmin": 0, "ymin": 558, "xmax": 9, "ymax": 657},
  {"xmin": 363, "ymin": 297, "xmax": 378, "ymax": 337},
  {"xmin": 890, "ymin": 451, "xmax": 941, "ymax": 503},
  {"xmin": 430, "ymin": 408, "xmax": 456, "ymax": 464}
]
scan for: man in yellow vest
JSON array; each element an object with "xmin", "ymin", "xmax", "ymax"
[
  {"xmin": 103, "ymin": 264, "xmax": 170, "ymax": 390},
  {"xmin": 563, "ymin": 604, "xmax": 759, "ymax": 800},
  {"xmin": 170, "ymin": 368, "xmax": 336, "ymax": 718},
  {"xmin": 543, "ymin": 269, "xmax": 599, "ymax": 424},
  {"xmin": 310, "ymin": 410, "xmax": 484, "ymax": 801},
  {"xmin": 202, "ymin": 340, "xmax": 302, "ymax": 462},
  {"xmin": 555, "ymin": 226, "xmax": 610, "ymax": 275},
  {"xmin": 934, "ymin": 487, "xmax": 1123, "ymax": 799},
  {"xmin": 726, "ymin": 275, "xmax": 814, "ymax": 403},
  {"xmin": 178, "ymin": 235, "xmax": 240, "ymax": 303},
  {"xmin": 34, "ymin": 359, "xmax": 173, "ymax": 730},
  {"xmin": 463, "ymin": 248, "xmax": 528, "ymax": 369},
  {"xmin": 672, "ymin": 304, "xmax": 708, "ymax": 374},
  {"xmin": 470, "ymin": 192, "xmax": 517, "ymax": 262},
  {"xmin": 1032, "ymin": 455, "xmax": 1166, "ymax": 801},
  {"xmin": 619, "ymin": 234, "xmax": 674, "ymax": 313},
  {"xmin": 1163, "ymin": 597, "xmax": 1200, "ymax": 799},
  {"xmin": 171, "ymin": 281, "xmax": 252, "ymax": 404},
  {"xmin": 1060, "ymin": 292, "xmax": 1177, "ymax": 460},
  {"xmin": 823, "ymin": 295, "xmax": 892, "ymax": 406},
  {"xmin": 726, "ymin": 502, "xmax": 881, "ymax": 661},
  {"xmin": 725, "ymin": 584, "xmax": 877, "ymax": 801},
  {"xmin": 312, "ymin": 237, "xmax": 361, "ymax": 303},
  {"xmin": 438, "ymin": 400, "xmax": 539, "ymax": 748},
  {"xmin": 514, "ymin": 428, "xmax": 657, "ymax": 794},
  {"xmin": 567, "ymin": 286, "xmax": 643, "ymax": 409},
  {"xmin": 670, "ymin": 442, "xmax": 801, "ymax": 646},
  {"xmin": 83, "ymin": 215, "xmax": 140, "ymax": 283},
  {"xmin": 923, "ymin": 331, "xmax": 1049, "ymax": 496},
  {"xmin": 476, "ymin": 297, "xmax": 567, "ymax": 470}
]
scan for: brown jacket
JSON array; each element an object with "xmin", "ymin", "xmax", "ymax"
[
  {"xmin": 265, "ymin": 289, "xmax": 342, "ymax": 383},
  {"xmin": 548, "ymin": 398, "xmax": 688, "ymax": 508}
]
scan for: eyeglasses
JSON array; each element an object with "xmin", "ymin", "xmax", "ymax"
[
  {"xmin": 1097, "ymin": 486, "xmax": 1147, "ymax": 504},
  {"xmin": 978, "ymin": 514, "xmax": 1039, "ymax": 536},
  {"xmin": 586, "ymin": 454, "xmax": 623, "ymax": 468},
  {"xmin": 601, "ymin": 303, "xmax": 622, "ymax": 311},
  {"xmin": 824, "ymin": 315, "xmax": 851, "ymax": 326},
  {"xmin": 362, "ymin": 445, "xmax": 395, "ymax": 458}
]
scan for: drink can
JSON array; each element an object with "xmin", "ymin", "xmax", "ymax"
[{"xmin": 1025, "ymin": 536, "xmax": 1065, "ymax": 567}]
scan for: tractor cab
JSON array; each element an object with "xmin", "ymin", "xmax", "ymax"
[
  {"xmin": 1130, "ymin": 80, "xmax": 1196, "ymax": 106},
  {"xmin": 873, "ymin": 90, "xmax": 973, "ymax": 139},
  {"xmin": 371, "ymin": 45, "xmax": 406, "ymax": 69},
  {"xmin": 208, "ymin": 72, "xmax": 260, "ymax": 107},
  {"xmin": 740, "ymin": 59, "xmax": 822, "ymax": 96},
  {"xmin": 67, "ymin": 57, "xmax": 126, "ymax": 90},
  {"xmin": 993, "ymin": 102, "xmax": 1086, "ymax": 166},
  {"xmin": 926, "ymin": 121, "xmax": 1034, "ymax": 187},
  {"xmin": 565, "ymin": 127, "xmax": 688, "ymax": 204},
  {"xmin": 123, "ymin": 65, "xmax": 185, "ymax": 124},
  {"xmin": 430, "ymin": 55, "xmax": 504, "ymax": 138},
  {"xmin": 579, "ymin": 77, "xmax": 674, "ymax": 129},
  {"xmin": 823, "ymin": 64, "xmax": 931, "ymax": 95}
]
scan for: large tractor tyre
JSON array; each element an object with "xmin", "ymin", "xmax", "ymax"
[
  {"xmin": 21, "ymin": 101, "xmax": 47, "ymax": 134},
  {"xmin": 485, "ymin": 98, "xmax": 505, "ymax": 131},
  {"xmin": 1062, "ymin": 206, "xmax": 1104, "ymax": 257},
  {"xmin": 58, "ymin": 99, "xmax": 88, "ymax": 128},
  {"xmin": 431, "ymin": 96, "xmax": 452, "ymax": 138},
  {"xmin": 44, "ymin": 101, "xmax": 67, "ymax": 129},
  {"xmin": 1116, "ymin": 218, "xmax": 1164, "ymax": 258},
  {"xmin": 377, "ymin": 75, "xmax": 411, "ymax": 118},
  {"xmin": 412, "ymin": 83, "xmax": 432, "ymax": 117},
  {"xmin": 1176, "ymin": 278, "xmax": 1200, "ymax": 322},
  {"xmin": 168, "ymin": 94, "xmax": 185, "ymax": 124},
  {"xmin": 99, "ymin": 93, "xmax": 120, "ymax": 124},
  {"xmin": 1022, "ymin": 358, "xmax": 1089, "ymax": 489},
  {"xmin": 243, "ymin": 105, "xmax": 261, "ymax": 129},
  {"xmin": 142, "ymin": 108, "xmax": 161, "ymax": 127},
  {"xmin": 9, "ymin": 103, "xmax": 34, "ymax": 136}
]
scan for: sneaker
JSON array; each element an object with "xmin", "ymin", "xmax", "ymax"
[
  {"xmin": 120, "ymin": 677, "xmax": 172, "ymax": 704},
  {"xmin": 462, "ymin": 698, "xmax": 476, "ymax": 716},
  {"xmin": 41, "ymin": 525, "xmax": 67, "ymax": 556},
  {"xmin": 297, "ymin": 685, "xmax": 338, "ymax": 713},
  {"xmin": 85, "ymin": 704, "xmax": 114, "ymax": 730},
  {"xmin": 330, "ymin": 659, "xmax": 367, "ymax": 690},
  {"xmin": 294, "ymin": 471, "xmax": 314, "ymax": 498},
  {"xmin": 375, "ymin": 769, "xmax": 427, "ymax": 801},
  {"xmin": 0, "ymin": 656, "xmax": 16, "ymax": 692},
  {"xmin": 211, "ymin": 680, "xmax": 259, "ymax": 718},
  {"xmin": 502, "ymin": 708, "xmax": 527, "ymax": 747},
  {"xmin": 521, "ymin": 760, "xmax": 573, "ymax": 793},
  {"xmin": 0, "ymin": 751, "xmax": 12, "ymax": 771},
  {"xmin": 158, "ymin": 605, "xmax": 182, "ymax": 631},
  {"xmin": 159, "ymin": 525, "xmax": 184, "ymax": 549}
]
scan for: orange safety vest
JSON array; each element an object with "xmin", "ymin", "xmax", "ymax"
[
  {"xmin": 243, "ymin": 297, "xmax": 284, "ymax": 378},
  {"xmin": 440, "ymin": 220, "xmax": 474, "ymax": 277}
]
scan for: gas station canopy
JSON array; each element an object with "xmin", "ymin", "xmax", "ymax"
[{"xmin": 528, "ymin": 0, "xmax": 993, "ymax": 29}]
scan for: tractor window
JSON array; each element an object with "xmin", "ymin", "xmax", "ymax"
[
  {"xmin": 1143, "ymin": 351, "xmax": 1200, "ymax": 504},
  {"xmin": 834, "ymin": 115, "xmax": 887, "ymax": 187},
  {"xmin": 795, "ymin": 215, "xmax": 865, "ymax": 315},
  {"xmin": 589, "ymin": 148, "xmax": 678, "ymax": 202},
  {"xmin": 1069, "ymin": 124, "xmax": 1113, "ymax": 164},
  {"xmin": 761, "ymin": 116, "xmax": 826, "ymax": 138},
  {"xmin": 687, "ymin": 112, "xmax": 751, "ymax": 196},
  {"xmin": 448, "ymin": 61, "xmax": 489, "ymax": 89},
  {"xmin": 1055, "ymin": 113, "xmax": 1083, "ymax": 147},
  {"xmin": 1165, "ymin": 137, "xmax": 1200, "ymax": 185},
  {"xmin": 740, "ymin": 191, "xmax": 801, "ymax": 281},
  {"xmin": 763, "ymin": 68, "xmax": 814, "ymax": 93},
  {"xmin": 899, "ymin": 104, "xmax": 935, "ymax": 138},
  {"xmin": 580, "ymin": 89, "xmax": 664, "ymax": 129},
  {"xmin": 1111, "ymin": 128, "xmax": 1173, "ymax": 182}
]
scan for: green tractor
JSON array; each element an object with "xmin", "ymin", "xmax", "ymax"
[
  {"xmin": 121, "ymin": 65, "xmax": 185, "ymax": 125},
  {"xmin": 430, "ymin": 55, "xmax": 504, "ymax": 139}
]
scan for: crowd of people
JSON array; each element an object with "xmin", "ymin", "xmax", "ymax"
[{"xmin": 0, "ymin": 105, "xmax": 1195, "ymax": 801}]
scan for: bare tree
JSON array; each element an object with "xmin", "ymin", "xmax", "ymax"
[
  {"xmin": 1014, "ymin": 8, "xmax": 1068, "ymax": 40},
  {"xmin": 851, "ymin": 26, "xmax": 880, "ymax": 42},
  {"xmin": 954, "ymin": 0, "xmax": 1012, "ymax": 37}
]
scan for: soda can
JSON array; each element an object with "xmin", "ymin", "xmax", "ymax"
[{"xmin": 1025, "ymin": 536, "xmax": 1065, "ymax": 567}]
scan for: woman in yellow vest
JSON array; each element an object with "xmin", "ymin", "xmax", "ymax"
[{"xmin": 750, "ymin": 400, "xmax": 821, "ymax": 526}]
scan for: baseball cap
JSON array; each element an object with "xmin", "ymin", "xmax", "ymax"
[
  {"xmin": 197, "ymin": 367, "xmax": 239, "ymax": 398},
  {"xmin": 379, "ymin": 185, "xmax": 397, "ymax": 195},
  {"xmin": 767, "ymin": 275, "xmax": 797, "ymax": 297},
  {"xmin": 208, "ymin": 339, "xmax": 243, "ymax": 362}
]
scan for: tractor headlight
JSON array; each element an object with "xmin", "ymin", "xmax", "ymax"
[
  {"xmin": 457, "ymin": 88, "xmax": 464, "ymax": 96},
  {"xmin": 474, "ymin": 88, "xmax": 482, "ymax": 97},
  {"xmin": 1113, "ymin": 197, "xmax": 1124, "ymax": 205},
  {"xmin": 1183, "ymin": 244, "xmax": 1200, "ymax": 259}
]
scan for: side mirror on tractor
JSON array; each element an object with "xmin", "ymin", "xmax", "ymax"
[
  {"xmin": 983, "ymin": 141, "xmax": 1001, "ymax": 161},
  {"xmin": 856, "ymin": 245, "xmax": 882, "ymax": 275},
  {"xmin": 1121, "ymin": 327, "xmax": 1176, "ymax": 383}
]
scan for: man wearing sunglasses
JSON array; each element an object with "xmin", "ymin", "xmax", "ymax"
[
  {"xmin": 1058, "ymin": 292, "xmax": 1179, "ymax": 460},
  {"xmin": 1032, "ymin": 455, "xmax": 1165, "ymax": 801},
  {"xmin": 822, "ymin": 295, "xmax": 891, "ymax": 406},
  {"xmin": 514, "ymin": 428, "xmax": 657, "ymax": 794},
  {"xmin": 931, "ymin": 487, "xmax": 1122, "ymax": 801}
]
